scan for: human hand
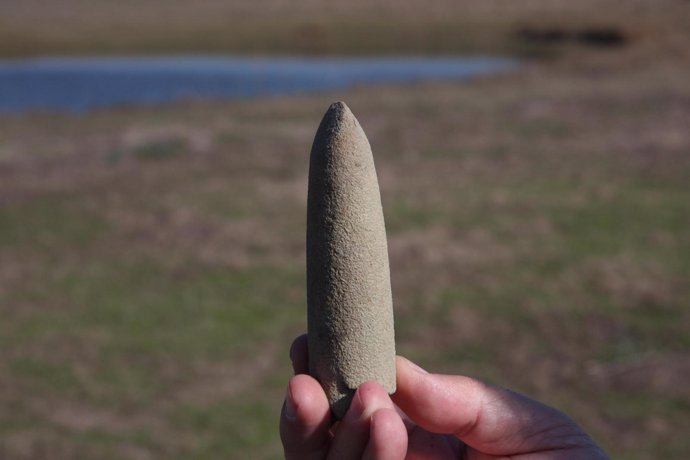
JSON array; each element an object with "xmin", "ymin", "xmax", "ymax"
[{"xmin": 280, "ymin": 334, "xmax": 609, "ymax": 459}]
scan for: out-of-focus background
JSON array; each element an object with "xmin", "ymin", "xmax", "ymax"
[{"xmin": 1, "ymin": 1, "xmax": 689, "ymax": 458}]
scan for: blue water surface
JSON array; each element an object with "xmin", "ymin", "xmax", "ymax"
[{"xmin": 0, "ymin": 56, "xmax": 517, "ymax": 113}]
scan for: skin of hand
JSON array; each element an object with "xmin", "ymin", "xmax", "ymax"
[{"xmin": 280, "ymin": 334, "xmax": 610, "ymax": 460}]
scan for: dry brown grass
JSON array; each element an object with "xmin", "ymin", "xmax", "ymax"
[{"xmin": 1, "ymin": 0, "xmax": 689, "ymax": 56}]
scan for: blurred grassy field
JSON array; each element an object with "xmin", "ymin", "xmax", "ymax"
[
  {"xmin": 1, "ymin": 0, "xmax": 688, "ymax": 57},
  {"xmin": 1, "ymin": 1, "xmax": 690, "ymax": 459}
]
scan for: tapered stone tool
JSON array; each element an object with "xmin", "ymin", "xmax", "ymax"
[{"xmin": 307, "ymin": 101, "xmax": 396, "ymax": 419}]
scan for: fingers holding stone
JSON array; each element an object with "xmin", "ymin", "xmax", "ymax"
[
  {"xmin": 362, "ymin": 408, "xmax": 407, "ymax": 460},
  {"xmin": 280, "ymin": 374, "xmax": 332, "ymax": 460},
  {"xmin": 327, "ymin": 381, "xmax": 402, "ymax": 460}
]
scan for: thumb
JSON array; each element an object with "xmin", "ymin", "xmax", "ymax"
[{"xmin": 392, "ymin": 356, "xmax": 604, "ymax": 457}]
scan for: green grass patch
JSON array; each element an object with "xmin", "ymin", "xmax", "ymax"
[
  {"xmin": 133, "ymin": 139, "xmax": 187, "ymax": 161},
  {"xmin": 1, "ymin": 254, "xmax": 304, "ymax": 406},
  {"xmin": 385, "ymin": 197, "xmax": 441, "ymax": 233},
  {"xmin": 0, "ymin": 197, "xmax": 109, "ymax": 251},
  {"xmin": 9, "ymin": 358, "xmax": 80, "ymax": 392},
  {"xmin": 173, "ymin": 399, "xmax": 279, "ymax": 458},
  {"xmin": 56, "ymin": 261, "xmax": 304, "ymax": 355}
]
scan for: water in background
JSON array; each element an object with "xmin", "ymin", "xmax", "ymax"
[{"xmin": 0, "ymin": 56, "xmax": 517, "ymax": 113}]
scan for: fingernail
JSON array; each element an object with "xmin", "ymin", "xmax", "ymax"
[
  {"xmin": 343, "ymin": 386, "xmax": 367, "ymax": 422},
  {"xmin": 285, "ymin": 387, "xmax": 297, "ymax": 420},
  {"xmin": 354, "ymin": 388, "xmax": 367, "ymax": 415},
  {"xmin": 405, "ymin": 358, "xmax": 429, "ymax": 374}
]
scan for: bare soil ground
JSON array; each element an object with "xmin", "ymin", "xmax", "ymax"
[{"xmin": 1, "ymin": 1, "xmax": 689, "ymax": 459}]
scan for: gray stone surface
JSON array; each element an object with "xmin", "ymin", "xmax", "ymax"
[{"xmin": 307, "ymin": 101, "xmax": 396, "ymax": 419}]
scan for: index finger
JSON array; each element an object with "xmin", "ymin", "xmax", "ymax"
[{"xmin": 280, "ymin": 374, "xmax": 332, "ymax": 460}]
